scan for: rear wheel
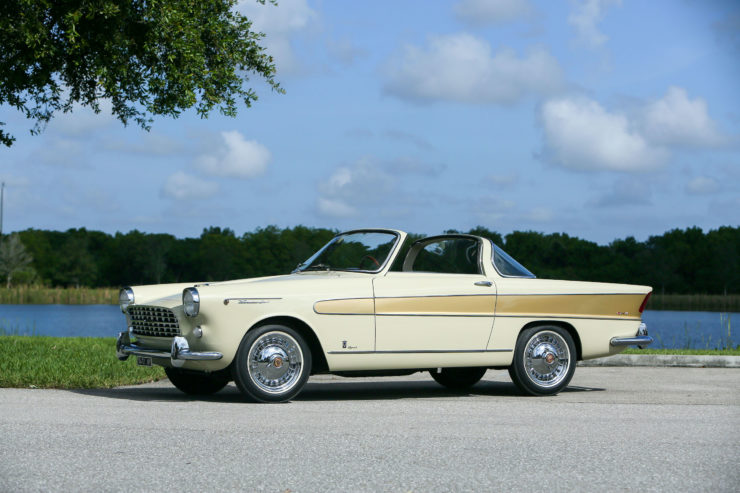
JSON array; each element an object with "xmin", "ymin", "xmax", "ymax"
[
  {"xmin": 232, "ymin": 324, "xmax": 312, "ymax": 403},
  {"xmin": 165, "ymin": 367, "xmax": 230, "ymax": 395},
  {"xmin": 430, "ymin": 367, "xmax": 487, "ymax": 389},
  {"xmin": 508, "ymin": 325, "xmax": 576, "ymax": 396}
]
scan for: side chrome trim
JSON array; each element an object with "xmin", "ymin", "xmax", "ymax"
[
  {"xmin": 224, "ymin": 297, "xmax": 282, "ymax": 305},
  {"xmin": 497, "ymin": 292, "xmax": 649, "ymax": 297},
  {"xmin": 375, "ymin": 313, "xmax": 492, "ymax": 318},
  {"xmin": 328, "ymin": 349, "xmax": 512, "ymax": 355},
  {"xmin": 495, "ymin": 314, "xmax": 641, "ymax": 322}
]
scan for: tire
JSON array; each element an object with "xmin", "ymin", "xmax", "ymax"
[
  {"xmin": 429, "ymin": 367, "xmax": 487, "ymax": 389},
  {"xmin": 232, "ymin": 324, "xmax": 312, "ymax": 403},
  {"xmin": 165, "ymin": 367, "xmax": 230, "ymax": 395},
  {"xmin": 508, "ymin": 325, "xmax": 576, "ymax": 396}
]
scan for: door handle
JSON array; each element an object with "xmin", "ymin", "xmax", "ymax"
[{"xmin": 474, "ymin": 281, "xmax": 492, "ymax": 287}]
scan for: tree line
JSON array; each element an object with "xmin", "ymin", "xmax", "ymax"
[{"xmin": 1, "ymin": 225, "xmax": 738, "ymax": 295}]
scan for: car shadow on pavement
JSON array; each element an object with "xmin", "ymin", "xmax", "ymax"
[
  {"xmin": 70, "ymin": 379, "xmax": 604, "ymax": 403},
  {"xmin": 70, "ymin": 384, "xmax": 247, "ymax": 403},
  {"xmin": 297, "ymin": 380, "xmax": 604, "ymax": 401}
]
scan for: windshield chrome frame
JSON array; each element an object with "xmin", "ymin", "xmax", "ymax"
[
  {"xmin": 489, "ymin": 240, "xmax": 536, "ymax": 279},
  {"xmin": 295, "ymin": 229, "xmax": 402, "ymax": 274}
]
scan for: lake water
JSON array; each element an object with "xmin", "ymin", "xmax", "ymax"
[
  {"xmin": 0, "ymin": 305, "xmax": 736, "ymax": 349},
  {"xmin": 0, "ymin": 305, "xmax": 126, "ymax": 338}
]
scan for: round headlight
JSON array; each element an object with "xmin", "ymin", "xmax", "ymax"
[
  {"xmin": 119, "ymin": 287, "xmax": 134, "ymax": 313},
  {"xmin": 183, "ymin": 287, "xmax": 200, "ymax": 317}
]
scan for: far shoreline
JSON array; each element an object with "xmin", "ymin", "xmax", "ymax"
[{"xmin": 0, "ymin": 287, "xmax": 738, "ymax": 312}]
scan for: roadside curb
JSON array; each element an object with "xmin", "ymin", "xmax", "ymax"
[{"xmin": 579, "ymin": 354, "xmax": 740, "ymax": 368}]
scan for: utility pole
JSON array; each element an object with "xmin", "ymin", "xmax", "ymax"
[{"xmin": 0, "ymin": 181, "xmax": 4, "ymax": 237}]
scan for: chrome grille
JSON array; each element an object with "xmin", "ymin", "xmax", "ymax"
[{"xmin": 128, "ymin": 306, "xmax": 180, "ymax": 338}]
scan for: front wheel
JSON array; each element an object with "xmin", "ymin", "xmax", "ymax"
[
  {"xmin": 508, "ymin": 325, "xmax": 576, "ymax": 396},
  {"xmin": 165, "ymin": 367, "xmax": 230, "ymax": 395},
  {"xmin": 430, "ymin": 367, "xmax": 487, "ymax": 389},
  {"xmin": 232, "ymin": 324, "xmax": 312, "ymax": 403}
]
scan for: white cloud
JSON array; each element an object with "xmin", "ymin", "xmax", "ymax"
[
  {"xmin": 568, "ymin": 0, "xmax": 621, "ymax": 48},
  {"xmin": 317, "ymin": 159, "xmax": 395, "ymax": 217},
  {"xmin": 0, "ymin": 175, "xmax": 30, "ymax": 188},
  {"xmin": 454, "ymin": 0, "xmax": 533, "ymax": 26},
  {"xmin": 161, "ymin": 171, "xmax": 219, "ymax": 200},
  {"xmin": 475, "ymin": 197, "xmax": 516, "ymax": 223},
  {"xmin": 686, "ymin": 176, "xmax": 720, "ymax": 195},
  {"xmin": 316, "ymin": 156, "xmax": 444, "ymax": 218},
  {"xmin": 317, "ymin": 197, "xmax": 357, "ymax": 218},
  {"xmin": 523, "ymin": 206, "xmax": 555, "ymax": 222},
  {"xmin": 385, "ymin": 156, "xmax": 445, "ymax": 176},
  {"xmin": 486, "ymin": 173, "xmax": 519, "ymax": 187},
  {"xmin": 237, "ymin": 0, "xmax": 318, "ymax": 75},
  {"xmin": 540, "ymin": 86, "xmax": 730, "ymax": 172},
  {"xmin": 326, "ymin": 38, "xmax": 367, "ymax": 66},
  {"xmin": 196, "ymin": 131, "xmax": 271, "ymax": 179},
  {"xmin": 588, "ymin": 179, "xmax": 651, "ymax": 207},
  {"xmin": 103, "ymin": 132, "xmax": 183, "ymax": 156},
  {"xmin": 383, "ymin": 130, "xmax": 435, "ymax": 151},
  {"xmin": 384, "ymin": 34, "xmax": 564, "ymax": 104},
  {"xmin": 643, "ymin": 87, "xmax": 725, "ymax": 148},
  {"xmin": 712, "ymin": 13, "xmax": 740, "ymax": 55},
  {"xmin": 46, "ymin": 100, "xmax": 116, "ymax": 137},
  {"xmin": 541, "ymin": 97, "xmax": 667, "ymax": 171},
  {"xmin": 28, "ymin": 137, "xmax": 89, "ymax": 167}
]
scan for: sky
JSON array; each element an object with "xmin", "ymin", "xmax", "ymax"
[{"xmin": 1, "ymin": 0, "xmax": 739, "ymax": 245}]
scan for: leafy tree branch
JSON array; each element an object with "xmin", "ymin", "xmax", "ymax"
[{"xmin": 0, "ymin": 0, "xmax": 282, "ymax": 147}]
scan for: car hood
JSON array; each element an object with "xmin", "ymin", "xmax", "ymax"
[{"xmin": 133, "ymin": 271, "xmax": 374, "ymax": 308}]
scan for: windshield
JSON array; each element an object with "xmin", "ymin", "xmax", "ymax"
[
  {"xmin": 296, "ymin": 231, "xmax": 400, "ymax": 273},
  {"xmin": 491, "ymin": 242, "xmax": 536, "ymax": 278}
]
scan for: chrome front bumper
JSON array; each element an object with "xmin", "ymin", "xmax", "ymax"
[
  {"xmin": 610, "ymin": 322, "xmax": 653, "ymax": 349},
  {"xmin": 116, "ymin": 331, "xmax": 222, "ymax": 368}
]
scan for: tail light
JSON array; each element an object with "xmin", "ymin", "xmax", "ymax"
[{"xmin": 639, "ymin": 292, "xmax": 652, "ymax": 313}]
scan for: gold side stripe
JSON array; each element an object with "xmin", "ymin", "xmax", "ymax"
[
  {"xmin": 314, "ymin": 298, "xmax": 374, "ymax": 315},
  {"xmin": 375, "ymin": 295, "xmax": 494, "ymax": 316},
  {"xmin": 495, "ymin": 294, "xmax": 645, "ymax": 319},
  {"xmin": 314, "ymin": 293, "xmax": 645, "ymax": 319}
]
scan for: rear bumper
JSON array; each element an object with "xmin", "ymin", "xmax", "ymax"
[
  {"xmin": 116, "ymin": 331, "xmax": 222, "ymax": 368},
  {"xmin": 610, "ymin": 322, "xmax": 653, "ymax": 349}
]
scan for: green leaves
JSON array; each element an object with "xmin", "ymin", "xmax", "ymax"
[{"xmin": 0, "ymin": 0, "xmax": 282, "ymax": 147}]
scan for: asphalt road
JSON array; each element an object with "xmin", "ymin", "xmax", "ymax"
[{"xmin": 1, "ymin": 367, "xmax": 738, "ymax": 492}]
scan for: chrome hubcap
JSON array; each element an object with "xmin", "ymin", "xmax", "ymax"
[
  {"xmin": 523, "ymin": 331, "xmax": 570, "ymax": 388},
  {"xmin": 247, "ymin": 332, "xmax": 303, "ymax": 394}
]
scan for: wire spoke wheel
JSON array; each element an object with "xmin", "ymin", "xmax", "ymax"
[
  {"xmin": 233, "ymin": 324, "xmax": 312, "ymax": 403},
  {"xmin": 509, "ymin": 325, "xmax": 576, "ymax": 396},
  {"xmin": 523, "ymin": 330, "xmax": 570, "ymax": 389},
  {"xmin": 247, "ymin": 332, "xmax": 304, "ymax": 394}
]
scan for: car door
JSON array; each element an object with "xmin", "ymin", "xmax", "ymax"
[{"xmin": 372, "ymin": 236, "xmax": 496, "ymax": 352}]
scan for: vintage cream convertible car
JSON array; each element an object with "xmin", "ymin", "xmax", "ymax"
[{"xmin": 116, "ymin": 229, "xmax": 652, "ymax": 402}]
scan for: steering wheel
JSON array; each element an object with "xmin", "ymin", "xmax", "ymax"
[{"xmin": 359, "ymin": 255, "xmax": 381, "ymax": 269}]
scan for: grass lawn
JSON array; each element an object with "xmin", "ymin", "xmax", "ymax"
[
  {"xmin": 0, "ymin": 336, "xmax": 737, "ymax": 389},
  {"xmin": 0, "ymin": 336, "xmax": 165, "ymax": 389}
]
